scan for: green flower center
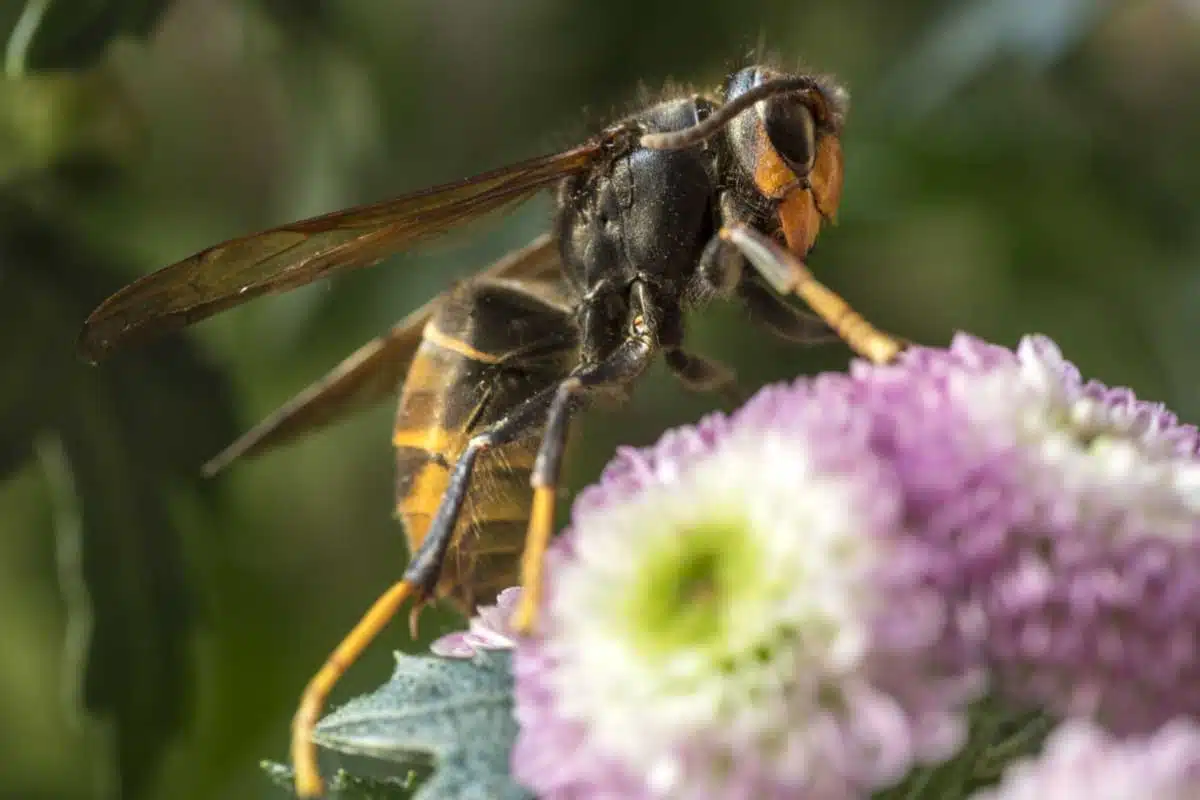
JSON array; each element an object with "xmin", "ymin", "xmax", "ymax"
[{"xmin": 623, "ymin": 517, "xmax": 761, "ymax": 660}]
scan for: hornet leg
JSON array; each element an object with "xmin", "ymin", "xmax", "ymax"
[
  {"xmin": 738, "ymin": 277, "xmax": 841, "ymax": 345},
  {"xmin": 693, "ymin": 227, "xmax": 841, "ymax": 346},
  {"xmin": 512, "ymin": 282, "xmax": 659, "ymax": 632},
  {"xmin": 292, "ymin": 378, "xmax": 560, "ymax": 798},
  {"xmin": 664, "ymin": 347, "xmax": 743, "ymax": 406},
  {"xmin": 718, "ymin": 224, "xmax": 905, "ymax": 364}
]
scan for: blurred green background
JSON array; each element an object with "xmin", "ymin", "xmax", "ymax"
[{"xmin": 1, "ymin": 0, "xmax": 1197, "ymax": 798}]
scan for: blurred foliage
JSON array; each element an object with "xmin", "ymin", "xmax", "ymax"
[
  {"xmin": 0, "ymin": 1, "xmax": 1196, "ymax": 799},
  {"xmin": 0, "ymin": 69, "xmax": 140, "ymax": 182},
  {"xmin": 878, "ymin": 698, "xmax": 1054, "ymax": 799},
  {"xmin": 0, "ymin": 187, "xmax": 239, "ymax": 800},
  {"xmin": 0, "ymin": 0, "xmax": 169, "ymax": 73}
]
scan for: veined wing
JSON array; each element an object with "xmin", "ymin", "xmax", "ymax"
[
  {"xmin": 201, "ymin": 232, "xmax": 567, "ymax": 475},
  {"xmin": 79, "ymin": 137, "xmax": 612, "ymax": 362}
]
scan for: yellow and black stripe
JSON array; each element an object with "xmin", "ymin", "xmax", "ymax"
[{"xmin": 392, "ymin": 277, "xmax": 578, "ymax": 614}]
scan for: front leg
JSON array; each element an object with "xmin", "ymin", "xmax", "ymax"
[
  {"xmin": 720, "ymin": 225, "xmax": 904, "ymax": 365},
  {"xmin": 664, "ymin": 348, "xmax": 743, "ymax": 406},
  {"xmin": 691, "ymin": 191, "xmax": 842, "ymax": 347},
  {"xmin": 697, "ymin": 191, "xmax": 903, "ymax": 365},
  {"xmin": 512, "ymin": 282, "xmax": 659, "ymax": 632},
  {"xmin": 738, "ymin": 277, "xmax": 839, "ymax": 345},
  {"xmin": 694, "ymin": 235, "xmax": 840, "ymax": 346}
]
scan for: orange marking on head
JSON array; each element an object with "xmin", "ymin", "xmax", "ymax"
[
  {"xmin": 751, "ymin": 121, "xmax": 800, "ymax": 200},
  {"xmin": 809, "ymin": 135, "xmax": 844, "ymax": 221},
  {"xmin": 777, "ymin": 187, "xmax": 824, "ymax": 256},
  {"xmin": 749, "ymin": 114, "xmax": 843, "ymax": 258}
]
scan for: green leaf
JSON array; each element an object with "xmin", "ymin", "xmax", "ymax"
[
  {"xmin": 0, "ymin": 191, "xmax": 239, "ymax": 798},
  {"xmin": 875, "ymin": 695, "xmax": 1054, "ymax": 800},
  {"xmin": 2, "ymin": 0, "xmax": 174, "ymax": 74},
  {"xmin": 310, "ymin": 650, "xmax": 531, "ymax": 800},
  {"xmin": 262, "ymin": 760, "xmax": 430, "ymax": 800}
]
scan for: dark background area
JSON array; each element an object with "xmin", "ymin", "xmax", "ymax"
[{"xmin": 1, "ymin": 1, "xmax": 1197, "ymax": 798}]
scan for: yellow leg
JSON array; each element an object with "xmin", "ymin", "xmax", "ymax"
[
  {"xmin": 794, "ymin": 273, "xmax": 902, "ymax": 364},
  {"xmin": 292, "ymin": 579, "xmax": 416, "ymax": 798},
  {"xmin": 511, "ymin": 486, "xmax": 556, "ymax": 634},
  {"xmin": 720, "ymin": 225, "xmax": 904, "ymax": 365}
]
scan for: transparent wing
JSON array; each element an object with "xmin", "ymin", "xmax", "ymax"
[
  {"xmin": 201, "ymin": 233, "xmax": 566, "ymax": 474},
  {"xmin": 79, "ymin": 139, "xmax": 607, "ymax": 362}
]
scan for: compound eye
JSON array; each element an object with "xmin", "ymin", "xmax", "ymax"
[{"xmin": 763, "ymin": 98, "xmax": 817, "ymax": 178}]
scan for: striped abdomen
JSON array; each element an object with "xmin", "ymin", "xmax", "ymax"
[{"xmin": 392, "ymin": 278, "xmax": 577, "ymax": 615}]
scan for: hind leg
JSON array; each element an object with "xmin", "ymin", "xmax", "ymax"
[{"xmin": 293, "ymin": 278, "xmax": 575, "ymax": 798}]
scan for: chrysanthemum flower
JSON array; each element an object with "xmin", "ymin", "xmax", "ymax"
[
  {"xmin": 859, "ymin": 334, "xmax": 1200, "ymax": 734},
  {"xmin": 431, "ymin": 586, "xmax": 522, "ymax": 659},
  {"xmin": 513, "ymin": 381, "xmax": 979, "ymax": 799},
  {"xmin": 504, "ymin": 332, "xmax": 1197, "ymax": 798},
  {"xmin": 971, "ymin": 718, "xmax": 1200, "ymax": 800}
]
